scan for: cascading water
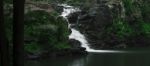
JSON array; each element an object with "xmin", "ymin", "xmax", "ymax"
[{"xmin": 59, "ymin": 4, "xmax": 125, "ymax": 53}]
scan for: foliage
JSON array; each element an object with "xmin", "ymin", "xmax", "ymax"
[
  {"xmin": 122, "ymin": 0, "xmax": 150, "ymax": 36},
  {"xmin": 122, "ymin": 0, "xmax": 134, "ymax": 15},
  {"xmin": 24, "ymin": 42, "xmax": 41, "ymax": 53},
  {"xmin": 141, "ymin": 22, "xmax": 150, "ymax": 36},
  {"xmin": 112, "ymin": 18, "xmax": 133, "ymax": 39},
  {"xmin": 117, "ymin": 0, "xmax": 150, "ymax": 47},
  {"xmin": 24, "ymin": 10, "xmax": 70, "ymax": 53},
  {"xmin": 140, "ymin": 0, "xmax": 150, "ymax": 22}
]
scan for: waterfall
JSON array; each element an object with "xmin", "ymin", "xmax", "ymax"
[{"xmin": 59, "ymin": 4, "xmax": 125, "ymax": 53}]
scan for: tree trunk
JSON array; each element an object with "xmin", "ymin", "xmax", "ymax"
[
  {"xmin": 0, "ymin": 0, "xmax": 10, "ymax": 66},
  {"xmin": 13, "ymin": 0, "xmax": 25, "ymax": 66}
]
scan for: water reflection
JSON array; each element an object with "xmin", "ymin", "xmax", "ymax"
[
  {"xmin": 69, "ymin": 57, "xmax": 85, "ymax": 66},
  {"xmin": 25, "ymin": 52, "xmax": 150, "ymax": 66}
]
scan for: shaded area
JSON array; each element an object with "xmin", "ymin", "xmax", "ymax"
[{"xmin": 25, "ymin": 50, "xmax": 150, "ymax": 66}]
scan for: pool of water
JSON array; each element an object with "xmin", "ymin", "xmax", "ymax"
[{"xmin": 25, "ymin": 50, "xmax": 150, "ymax": 66}]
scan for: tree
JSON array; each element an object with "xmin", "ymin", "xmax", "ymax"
[
  {"xmin": 13, "ymin": 0, "xmax": 25, "ymax": 66},
  {"xmin": 0, "ymin": 0, "xmax": 10, "ymax": 66}
]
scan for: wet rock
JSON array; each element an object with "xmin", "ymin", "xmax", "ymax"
[
  {"xmin": 77, "ymin": 3, "xmax": 113, "ymax": 49},
  {"xmin": 70, "ymin": 48, "xmax": 87, "ymax": 55},
  {"xmin": 53, "ymin": 4, "xmax": 64, "ymax": 13},
  {"xmin": 68, "ymin": 12, "xmax": 80, "ymax": 24},
  {"xmin": 69, "ymin": 39, "xmax": 81, "ymax": 48},
  {"xmin": 68, "ymin": 39, "xmax": 88, "ymax": 55}
]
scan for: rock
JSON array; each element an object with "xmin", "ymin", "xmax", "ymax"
[
  {"xmin": 68, "ymin": 39, "xmax": 88, "ymax": 55},
  {"xmin": 70, "ymin": 48, "xmax": 88, "ymax": 55},
  {"xmin": 68, "ymin": 12, "xmax": 80, "ymax": 24},
  {"xmin": 53, "ymin": 4, "xmax": 64, "ymax": 13},
  {"xmin": 74, "ymin": 0, "xmax": 150, "ymax": 49},
  {"xmin": 77, "ymin": 2, "xmax": 114, "ymax": 49},
  {"xmin": 69, "ymin": 39, "xmax": 81, "ymax": 48}
]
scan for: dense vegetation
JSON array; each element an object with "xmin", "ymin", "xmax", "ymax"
[
  {"xmin": 111, "ymin": 0, "xmax": 150, "ymax": 47},
  {"xmin": 24, "ymin": 11, "xmax": 70, "ymax": 54},
  {"xmin": 4, "ymin": 0, "xmax": 71, "ymax": 57},
  {"xmin": 109, "ymin": 0, "xmax": 150, "ymax": 48}
]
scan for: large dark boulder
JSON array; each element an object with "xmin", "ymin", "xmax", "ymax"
[
  {"xmin": 68, "ymin": 12, "xmax": 80, "ymax": 24},
  {"xmin": 77, "ymin": 3, "xmax": 114, "ymax": 49},
  {"xmin": 69, "ymin": 39, "xmax": 81, "ymax": 48},
  {"xmin": 69, "ymin": 39, "xmax": 88, "ymax": 54}
]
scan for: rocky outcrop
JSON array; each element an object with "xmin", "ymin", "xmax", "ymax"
[
  {"xmin": 69, "ymin": 39, "xmax": 87, "ymax": 53},
  {"xmin": 67, "ymin": 0, "xmax": 150, "ymax": 49},
  {"xmin": 67, "ymin": 0, "xmax": 115, "ymax": 49}
]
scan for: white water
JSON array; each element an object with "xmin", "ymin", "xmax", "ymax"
[{"xmin": 60, "ymin": 4, "xmax": 125, "ymax": 53}]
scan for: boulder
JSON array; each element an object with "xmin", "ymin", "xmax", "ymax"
[
  {"xmin": 77, "ymin": 3, "xmax": 113, "ymax": 49},
  {"xmin": 69, "ymin": 39, "xmax": 81, "ymax": 48}
]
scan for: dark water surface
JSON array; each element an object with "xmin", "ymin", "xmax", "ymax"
[{"xmin": 25, "ymin": 50, "xmax": 150, "ymax": 66}]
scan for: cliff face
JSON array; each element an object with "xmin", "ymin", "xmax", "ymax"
[{"xmin": 68, "ymin": 0, "xmax": 150, "ymax": 49}]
